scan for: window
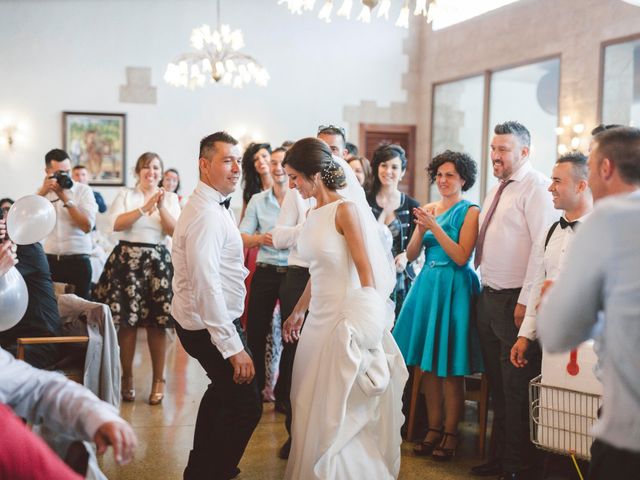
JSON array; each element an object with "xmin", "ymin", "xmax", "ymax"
[
  {"xmin": 486, "ymin": 58, "xmax": 560, "ymax": 191},
  {"xmin": 601, "ymin": 37, "xmax": 640, "ymax": 127},
  {"xmin": 430, "ymin": 75, "xmax": 485, "ymax": 205},
  {"xmin": 429, "ymin": 57, "xmax": 560, "ymax": 202}
]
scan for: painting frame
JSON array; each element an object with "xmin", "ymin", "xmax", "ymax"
[{"xmin": 62, "ymin": 111, "xmax": 127, "ymax": 186}]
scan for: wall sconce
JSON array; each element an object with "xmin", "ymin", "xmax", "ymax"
[
  {"xmin": 555, "ymin": 115, "xmax": 585, "ymax": 155},
  {"xmin": 0, "ymin": 118, "xmax": 27, "ymax": 151}
]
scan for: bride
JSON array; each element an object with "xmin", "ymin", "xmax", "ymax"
[{"xmin": 282, "ymin": 138, "xmax": 408, "ymax": 479}]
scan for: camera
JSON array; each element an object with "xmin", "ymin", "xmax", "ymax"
[{"xmin": 51, "ymin": 171, "xmax": 74, "ymax": 189}]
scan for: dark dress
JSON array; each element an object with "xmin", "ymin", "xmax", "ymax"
[
  {"xmin": 93, "ymin": 187, "xmax": 178, "ymax": 329},
  {"xmin": 368, "ymin": 192, "xmax": 420, "ymax": 317},
  {"xmin": 94, "ymin": 241, "xmax": 174, "ymax": 329}
]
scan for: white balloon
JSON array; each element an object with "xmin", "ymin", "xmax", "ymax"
[
  {"xmin": 0, "ymin": 266, "xmax": 28, "ymax": 332},
  {"xmin": 6, "ymin": 195, "xmax": 56, "ymax": 245}
]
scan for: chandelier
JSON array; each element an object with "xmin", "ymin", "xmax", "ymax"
[
  {"xmin": 165, "ymin": 0, "xmax": 269, "ymax": 89},
  {"xmin": 278, "ymin": 0, "xmax": 523, "ymax": 30},
  {"xmin": 277, "ymin": 0, "xmax": 439, "ymax": 28}
]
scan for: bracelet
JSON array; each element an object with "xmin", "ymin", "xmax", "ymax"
[{"xmin": 137, "ymin": 207, "xmax": 145, "ymax": 216}]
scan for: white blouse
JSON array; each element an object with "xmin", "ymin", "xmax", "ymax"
[{"xmin": 109, "ymin": 187, "xmax": 181, "ymax": 244}]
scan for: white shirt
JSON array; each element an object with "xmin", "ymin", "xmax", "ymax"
[
  {"xmin": 272, "ymin": 188, "xmax": 315, "ymax": 268},
  {"xmin": 43, "ymin": 182, "xmax": 98, "ymax": 255},
  {"xmin": 518, "ymin": 212, "xmax": 591, "ymax": 340},
  {"xmin": 109, "ymin": 187, "xmax": 181, "ymax": 244},
  {"xmin": 0, "ymin": 347, "xmax": 124, "ymax": 440},
  {"xmin": 538, "ymin": 190, "xmax": 640, "ymax": 452},
  {"xmin": 478, "ymin": 161, "xmax": 557, "ymax": 305},
  {"xmin": 171, "ymin": 181, "xmax": 248, "ymax": 359},
  {"xmin": 271, "ymin": 154, "xmax": 363, "ymax": 268}
]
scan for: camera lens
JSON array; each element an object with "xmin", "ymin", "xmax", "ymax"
[{"xmin": 54, "ymin": 172, "xmax": 74, "ymax": 189}]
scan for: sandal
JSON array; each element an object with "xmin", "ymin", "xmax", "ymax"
[
  {"xmin": 149, "ymin": 378, "xmax": 165, "ymax": 405},
  {"xmin": 121, "ymin": 377, "xmax": 135, "ymax": 402},
  {"xmin": 413, "ymin": 427, "xmax": 443, "ymax": 456},
  {"xmin": 432, "ymin": 431, "xmax": 458, "ymax": 462}
]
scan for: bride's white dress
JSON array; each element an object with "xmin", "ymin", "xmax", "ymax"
[{"xmin": 284, "ymin": 199, "xmax": 408, "ymax": 480}]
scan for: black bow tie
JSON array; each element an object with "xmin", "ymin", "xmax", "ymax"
[
  {"xmin": 559, "ymin": 217, "xmax": 579, "ymax": 230},
  {"xmin": 219, "ymin": 198, "xmax": 231, "ymax": 210}
]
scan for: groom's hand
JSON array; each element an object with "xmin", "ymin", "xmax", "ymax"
[{"xmin": 229, "ymin": 350, "xmax": 255, "ymax": 384}]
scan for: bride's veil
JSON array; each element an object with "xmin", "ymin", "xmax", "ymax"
[{"xmin": 333, "ymin": 155, "xmax": 397, "ymax": 305}]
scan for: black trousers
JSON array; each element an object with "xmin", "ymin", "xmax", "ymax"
[
  {"xmin": 273, "ymin": 266, "xmax": 309, "ymax": 436},
  {"xmin": 246, "ymin": 265, "xmax": 287, "ymax": 394},
  {"xmin": 476, "ymin": 287, "xmax": 541, "ymax": 474},
  {"xmin": 176, "ymin": 321, "xmax": 262, "ymax": 480},
  {"xmin": 47, "ymin": 254, "xmax": 92, "ymax": 300},
  {"xmin": 589, "ymin": 439, "xmax": 640, "ymax": 480}
]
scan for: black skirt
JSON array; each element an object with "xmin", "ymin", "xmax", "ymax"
[{"xmin": 94, "ymin": 241, "xmax": 174, "ymax": 329}]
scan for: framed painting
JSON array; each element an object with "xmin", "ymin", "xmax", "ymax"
[{"xmin": 62, "ymin": 111, "xmax": 126, "ymax": 186}]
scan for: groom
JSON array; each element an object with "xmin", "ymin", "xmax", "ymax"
[{"xmin": 171, "ymin": 131, "xmax": 262, "ymax": 480}]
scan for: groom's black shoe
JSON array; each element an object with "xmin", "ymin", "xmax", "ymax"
[
  {"xmin": 278, "ymin": 438, "xmax": 292, "ymax": 459},
  {"xmin": 470, "ymin": 459, "xmax": 502, "ymax": 476}
]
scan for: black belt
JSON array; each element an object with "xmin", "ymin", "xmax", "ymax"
[
  {"xmin": 287, "ymin": 265, "xmax": 309, "ymax": 273},
  {"xmin": 119, "ymin": 240, "xmax": 158, "ymax": 248},
  {"xmin": 482, "ymin": 285, "xmax": 521, "ymax": 295},
  {"xmin": 256, "ymin": 262, "xmax": 288, "ymax": 273},
  {"xmin": 47, "ymin": 253, "xmax": 90, "ymax": 261}
]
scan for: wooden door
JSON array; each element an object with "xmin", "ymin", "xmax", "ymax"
[{"xmin": 358, "ymin": 123, "xmax": 417, "ymax": 196}]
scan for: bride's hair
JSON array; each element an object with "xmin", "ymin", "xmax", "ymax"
[{"xmin": 283, "ymin": 138, "xmax": 347, "ymax": 190}]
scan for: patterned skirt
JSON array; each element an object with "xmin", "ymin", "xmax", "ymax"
[{"xmin": 94, "ymin": 241, "xmax": 174, "ymax": 329}]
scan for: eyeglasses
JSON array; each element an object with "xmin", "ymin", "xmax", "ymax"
[{"xmin": 317, "ymin": 124, "xmax": 346, "ymax": 138}]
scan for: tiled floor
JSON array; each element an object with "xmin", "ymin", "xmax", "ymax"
[{"xmin": 100, "ymin": 331, "xmax": 490, "ymax": 479}]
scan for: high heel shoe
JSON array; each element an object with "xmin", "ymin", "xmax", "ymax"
[
  {"xmin": 121, "ymin": 377, "xmax": 135, "ymax": 402},
  {"xmin": 149, "ymin": 379, "xmax": 165, "ymax": 405},
  {"xmin": 413, "ymin": 427, "xmax": 443, "ymax": 456},
  {"xmin": 432, "ymin": 431, "xmax": 458, "ymax": 462}
]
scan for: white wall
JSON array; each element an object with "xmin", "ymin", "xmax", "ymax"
[{"xmin": 0, "ymin": 0, "xmax": 408, "ymax": 205}]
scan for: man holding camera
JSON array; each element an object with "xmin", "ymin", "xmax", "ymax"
[{"xmin": 37, "ymin": 149, "xmax": 98, "ymax": 299}]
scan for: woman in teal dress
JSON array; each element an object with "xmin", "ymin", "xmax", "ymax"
[{"xmin": 393, "ymin": 150, "xmax": 483, "ymax": 461}]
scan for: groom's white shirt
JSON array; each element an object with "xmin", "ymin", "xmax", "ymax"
[{"xmin": 171, "ymin": 181, "xmax": 249, "ymax": 359}]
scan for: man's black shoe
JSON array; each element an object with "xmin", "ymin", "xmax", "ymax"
[
  {"xmin": 470, "ymin": 459, "xmax": 502, "ymax": 476},
  {"xmin": 278, "ymin": 438, "xmax": 291, "ymax": 459}
]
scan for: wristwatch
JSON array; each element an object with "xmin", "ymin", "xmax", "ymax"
[{"xmin": 64, "ymin": 200, "xmax": 76, "ymax": 208}]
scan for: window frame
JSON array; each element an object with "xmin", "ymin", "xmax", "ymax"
[{"xmin": 428, "ymin": 54, "xmax": 561, "ymax": 202}]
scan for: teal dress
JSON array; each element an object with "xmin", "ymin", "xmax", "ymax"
[{"xmin": 393, "ymin": 199, "xmax": 483, "ymax": 377}]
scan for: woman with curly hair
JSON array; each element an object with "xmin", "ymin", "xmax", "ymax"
[
  {"xmin": 94, "ymin": 152, "xmax": 180, "ymax": 405},
  {"xmin": 393, "ymin": 150, "xmax": 483, "ymax": 461}
]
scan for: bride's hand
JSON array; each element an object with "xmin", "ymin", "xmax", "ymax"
[{"xmin": 283, "ymin": 309, "xmax": 305, "ymax": 343}]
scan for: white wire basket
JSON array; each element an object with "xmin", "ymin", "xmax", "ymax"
[{"xmin": 529, "ymin": 374, "xmax": 603, "ymax": 460}]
